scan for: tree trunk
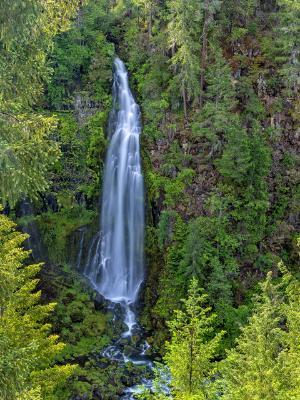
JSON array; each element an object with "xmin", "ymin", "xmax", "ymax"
[
  {"xmin": 199, "ymin": 0, "xmax": 210, "ymax": 108},
  {"xmin": 189, "ymin": 329, "xmax": 195, "ymax": 393},
  {"xmin": 182, "ymin": 80, "xmax": 188, "ymax": 120},
  {"xmin": 148, "ymin": 7, "xmax": 152, "ymax": 39}
]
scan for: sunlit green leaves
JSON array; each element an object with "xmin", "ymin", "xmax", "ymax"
[{"xmin": 0, "ymin": 212, "xmax": 76, "ymax": 399}]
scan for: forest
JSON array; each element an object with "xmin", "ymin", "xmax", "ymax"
[{"xmin": 0, "ymin": 0, "xmax": 300, "ymax": 399}]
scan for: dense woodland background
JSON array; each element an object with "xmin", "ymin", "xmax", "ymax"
[{"xmin": 0, "ymin": 0, "xmax": 300, "ymax": 399}]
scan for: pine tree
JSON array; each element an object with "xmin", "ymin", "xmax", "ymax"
[
  {"xmin": 215, "ymin": 267, "xmax": 300, "ymax": 400},
  {"xmin": 191, "ymin": 45, "xmax": 237, "ymax": 155},
  {"xmin": 166, "ymin": 0, "xmax": 221, "ymax": 115},
  {"xmin": 0, "ymin": 0, "xmax": 81, "ymax": 205},
  {"xmin": 275, "ymin": 0, "xmax": 300, "ymax": 94},
  {"xmin": 0, "ymin": 211, "xmax": 76, "ymax": 399},
  {"xmin": 164, "ymin": 278, "xmax": 224, "ymax": 398}
]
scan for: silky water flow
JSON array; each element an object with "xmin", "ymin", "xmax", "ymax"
[{"xmin": 84, "ymin": 58, "xmax": 153, "ymax": 398}]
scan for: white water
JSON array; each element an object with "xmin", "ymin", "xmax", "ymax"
[
  {"xmin": 81, "ymin": 58, "xmax": 170, "ymax": 398},
  {"xmin": 83, "ymin": 58, "xmax": 152, "ymax": 399},
  {"xmin": 85, "ymin": 57, "xmax": 144, "ymax": 309}
]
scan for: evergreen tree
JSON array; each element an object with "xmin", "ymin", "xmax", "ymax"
[
  {"xmin": 0, "ymin": 211, "xmax": 76, "ymax": 399},
  {"xmin": 164, "ymin": 278, "xmax": 224, "ymax": 398},
  {"xmin": 166, "ymin": 0, "xmax": 221, "ymax": 114},
  {"xmin": 181, "ymin": 216, "xmax": 238, "ymax": 320},
  {"xmin": 275, "ymin": 0, "xmax": 300, "ymax": 94},
  {"xmin": 215, "ymin": 267, "xmax": 300, "ymax": 400},
  {"xmin": 166, "ymin": 0, "xmax": 203, "ymax": 111},
  {"xmin": 279, "ymin": 253, "xmax": 300, "ymax": 399},
  {"xmin": 0, "ymin": 0, "xmax": 81, "ymax": 205},
  {"xmin": 140, "ymin": 279, "xmax": 224, "ymax": 400},
  {"xmin": 216, "ymin": 122, "xmax": 271, "ymax": 258},
  {"xmin": 191, "ymin": 45, "xmax": 237, "ymax": 156}
]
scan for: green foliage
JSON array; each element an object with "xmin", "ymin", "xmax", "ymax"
[
  {"xmin": 161, "ymin": 140, "xmax": 192, "ymax": 176},
  {"xmin": 47, "ymin": 110, "xmax": 107, "ymax": 207},
  {"xmin": 52, "ymin": 281, "xmax": 110, "ymax": 359},
  {"xmin": 0, "ymin": 212, "xmax": 76, "ymax": 399},
  {"xmin": 0, "ymin": 0, "xmax": 81, "ymax": 205},
  {"xmin": 141, "ymin": 279, "xmax": 224, "ymax": 400},
  {"xmin": 191, "ymin": 46, "xmax": 236, "ymax": 148},
  {"xmin": 1, "ymin": 1, "xmax": 300, "ymax": 398},
  {"xmin": 214, "ymin": 265, "xmax": 300, "ymax": 400},
  {"xmin": 83, "ymin": 111, "xmax": 108, "ymax": 200},
  {"xmin": 47, "ymin": 1, "xmax": 115, "ymax": 108},
  {"xmin": 182, "ymin": 216, "xmax": 239, "ymax": 320},
  {"xmin": 46, "ymin": 267, "xmax": 113, "ymax": 399},
  {"xmin": 162, "ymin": 169, "xmax": 195, "ymax": 208},
  {"xmin": 215, "ymin": 121, "xmax": 271, "ymax": 258},
  {"xmin": 166, "ymin": 0, "xmax": 202, "ymax": 103},
  {"xmin": 0, "ymin": 114, "xmax": 60, "ymax": 205},
  {"xmin": 274, "ymin": 0, "xmax": 300, "ymax": 94},
  {"xmin": 35, "ymin": 206, "xmax": 96, "ymax": 265},
  {"xmin": 154, "ymin": 212, "xmax": 188, "ymax": 321},
  {"xmin": 0, "ymin": 0, "xmax": 81, "ymax": 106},
  {"xmin": 38, "ymin": 265, "xmax": 139, "ymax": 400},
  {"xmin": 165, "ymin": 278, "xmax": 224, "ymax": 398}
]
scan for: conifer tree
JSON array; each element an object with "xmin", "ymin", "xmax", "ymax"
[
  {"xmin": 215, "ymin": 266, "xmax": 300, "ymax": 400},
  {"xmin": 275, "ymin": 0, "xmax": 300, "ymax": 94},
  {"xmin": 0, "ymin": 0, "xmax": 81, "ymax": 205},
  {"xmin": 166, "ymin": 0, "xmax": 203, "ymax": 113},
  {"xmin": 216, "ymin": 122, "xmax": 271, "ymax": 257},
  {"xmin": 181, "ymin": 216, "xmax": 238, "ymax": 321},
  {"xmin": 279, "ymin": 252, "xmax": 300, "ymax": 399},
  {"xmin": 139, "ymin": 278, "xmax": 224, "ymax": 400},
  {"xmin": 191, "ymin": 45, "xmax": 237, "ymax": 155},
  {"xmin": 166, "ymin": 0, "xmax": 221, "ymax": 115},
  {"xmin": 0, "ymin": 212, "xmax": 76, "ymax": 399},
  {"xmin": 164, "ymin": 278, "xmax": 224, "ymax": 398}
]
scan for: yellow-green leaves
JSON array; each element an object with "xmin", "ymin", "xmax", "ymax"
[
  {"xmin": 0, "ymin": 113, "xmax": 60, "ymax": 205},
  {"xmin": 0, "ymin": 212, "xmax": 76, "ymax": 399},
  {"xmin": 165, "ymin": 278, "xmax": 224, "ymax": 398},
  {"xmin": 217, "ymin": 269, "xmax": 300, "ymax": 400}
]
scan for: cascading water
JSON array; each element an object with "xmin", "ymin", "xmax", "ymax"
[
  {"xmin": 85, "ymin": 57, "xmax": 144, "ymax": 306},
  {"xmin": 84, "ymin": 58, "xmax": 151, "ymax": 398}
]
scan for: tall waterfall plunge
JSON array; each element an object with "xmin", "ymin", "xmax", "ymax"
[{"xmin": 84, "ymin": 58, "xmax": 144, "ymax": 333}]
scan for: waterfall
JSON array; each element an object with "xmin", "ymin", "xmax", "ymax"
[
  {"xmin": 83, "ymin": 58, "xmax": 159, "ymax": 399},
  {"xmin": 85, "ymin": 57, "xmax": 144, "ymax": 312}
]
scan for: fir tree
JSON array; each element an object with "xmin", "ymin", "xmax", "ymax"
[
  {"xmin": 275, "ymin": 0, "xmax": 300, "ymax": 94},
  {"xmin": 165, "ymin": 278, "xmax": 224, "ymax": 398},
  {"xmin": 0, "ymin": 211, "xmax": 76, "ymax": 399},
  {"xmin": 216, "ymin": 266, "xmax": 300, "ymax": 400},
  {"xmin": 191, "ymin": 45, "xmax": 237, "ymax": 156},
  {"xmin": 0, "ymin": 0, "xmax": 81, "ymax": 205},
  {"xmin": 216, "ymin": 122, "xmax": 271, "ymax": 257}
]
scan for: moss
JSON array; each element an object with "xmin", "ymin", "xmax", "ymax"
[
  {"xmin": 40, "ymin": 264, "xmax": 150, "ymax": 400},
  {"xmin": 36, "ymin": 206, "xmax": 96, "ymax": 265},
  {"xmin": 42, "ymin": 265, "xmax": 127, "ymax": 399},
  {"xmin": 51, "ymin": 275, "xmax": 112, "ymax": 361},
  {"xmin": 17, "ymin": 214, "xmax": 37, "ymax": 227},
  {"xmin": 81, "ymin": 110, "xmax": 108, "ymax": 202}
]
